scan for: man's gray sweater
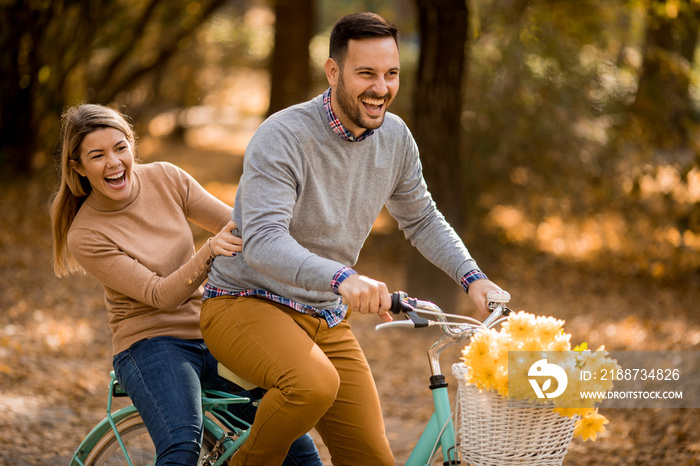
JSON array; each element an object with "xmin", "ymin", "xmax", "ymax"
[{"xmin": 207, "ymin": 93, "xmax": 479, "ymax": 310}]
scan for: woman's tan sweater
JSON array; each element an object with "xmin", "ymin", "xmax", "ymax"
[{"xmin": 67, "ymin": 162, "xmax": 231, "ymax": 355}]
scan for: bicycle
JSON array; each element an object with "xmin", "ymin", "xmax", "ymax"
[
  {"xmin": 374, "ymin": 289, "xmax": 512, "ymax": 465},
  {"xmin": 69, "ymin": 289, "xmax": 512, "ymax": 466},
  {"xmin": 69, "ymin": 367, "xmax": 257, "ymax": 465}
]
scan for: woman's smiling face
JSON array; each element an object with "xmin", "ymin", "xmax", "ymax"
[{"xmin": 73, "ymin": 127, "xmax": 135, "ymax": 201}]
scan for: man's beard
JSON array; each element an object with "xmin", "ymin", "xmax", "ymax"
[{"xmin": 335, "ymin": 72, "xmax": 391, "ymax": 132}]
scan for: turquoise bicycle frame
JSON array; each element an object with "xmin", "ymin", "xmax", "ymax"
[
  {"xmin": 404, "ymin": 332, "xmax": 462, "ymax": 466},
  {"xmin": 70, "ymin": 372, "xmax": 250, "ymax": 466},
  {"xmin": 405, "ymin": 380, "xmax": 458, "ymax": 465},
  {"xmin": 382, "ymin": 290, "xmax": 512, "ymax": 465},
  {"xmin": 70, "ymin": 403, "xmax": 138, "ymax": 466}
]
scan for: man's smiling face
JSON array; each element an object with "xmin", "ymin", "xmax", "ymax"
[{"xmin": 326, "ymin": 36, "xmax": 400, "ymax": 138}]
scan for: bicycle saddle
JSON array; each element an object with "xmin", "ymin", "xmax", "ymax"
[{"xmin": 217, "ymin": 363, "xmax": 258, "ymax": 391}]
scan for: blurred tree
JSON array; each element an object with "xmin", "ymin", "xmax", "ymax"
[
  {"xmin": 458, "ymin": 0, "xmax": 700, "ymax": 279},
  {"xmin": 0, "ymin": 0, "xmax": 229, "ymax": 178},
  {"xmin": 405, "ymin": 0, "xmax": 469, "ymax": 311},
  {"xmin": 629, "ymin": 0, "xmax": 700, "ymax": 149},
  {"xmin": 466, "ymin": 0, "xmax": 627, "ymax": 213},
  {"xmin": 615, "ymin": 0, "xmax": 700, "ymax": 278},
  {"xmin": 267, "ymin": 0, "xmax": 314, "ymax": 116},
  {"xmin": 1, "ymin": 3, "xmax": 63, "ymax": 176}
]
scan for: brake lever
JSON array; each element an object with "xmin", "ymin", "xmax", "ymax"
[
  {"xmin": 375, "ymin": 320, "xmax": 416, "ymax": 331},
  {"xmin": 405, "ymin": 309, "xmax": 430, "ymax": 328},
  {"xmin": 381, "ymin": 292, "xmax": 430, "ymax": 330}
]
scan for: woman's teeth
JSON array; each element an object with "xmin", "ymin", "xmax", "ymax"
[{"xmin": 105, "ymin": 171, "xmax": 126, "ymax": 186}]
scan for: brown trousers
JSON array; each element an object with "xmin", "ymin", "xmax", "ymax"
[{"xmin": 200, "ymin": 295, "xmax": 394, "ymax": 466}]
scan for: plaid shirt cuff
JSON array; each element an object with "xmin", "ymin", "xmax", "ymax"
[
  {"xmin": 461, "ymin": 269, "xmax": 489, "ymax": 294},
  {"xmin": 332, "ymin": 267, "xmax": 358, "ymax": 295}
]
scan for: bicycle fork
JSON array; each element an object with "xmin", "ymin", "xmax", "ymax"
[{"xmin": 405, "ymin": 335, "xmax": 461, "ymax": 466}]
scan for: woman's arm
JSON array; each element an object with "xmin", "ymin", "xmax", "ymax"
[
  {"xmin": 66, "ymin": 164, "xmax": 242, "ymax": 310},
  {"xmin": 68, "ymin": 226, "xmax": 222, "ymax": 309}
]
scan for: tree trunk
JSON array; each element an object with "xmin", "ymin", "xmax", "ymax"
[
  {"xmin": 267, "ymin": 0, "xmax": 314, "ymax": 116},
  {"xmin": 0, "ymin": 5, "xmax": 43, "ymax": 176},
  {"xmin": 631, "ymin": 0, "xmax": 700, "ymax": 149},
  {"xmin": 405, "ymin": 0, "xmax": 469, "ymax": 312}
]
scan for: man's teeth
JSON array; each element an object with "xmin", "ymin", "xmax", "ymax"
[{"xmin": 362, "ymin": 98, "xmax": 384, "ymax": 106}]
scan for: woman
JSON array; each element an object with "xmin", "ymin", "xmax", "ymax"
[{"xmin": 50, "ymin": 104, "xmax": 321, "ymax": 465}]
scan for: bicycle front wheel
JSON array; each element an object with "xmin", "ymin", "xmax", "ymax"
[{"xmin": 83, "ymin": 412, "xmax": 224, "ymax": 465}]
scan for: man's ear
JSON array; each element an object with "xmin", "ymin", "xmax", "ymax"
[
  {"xmin": 325, "ymin": 58, "xmax": 339, "ymax": 86},
  {"xmin": 70, "ymin": 159, "xmax": 85, "ymax": 177}
]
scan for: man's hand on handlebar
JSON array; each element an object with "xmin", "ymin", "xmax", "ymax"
[
  {"xmin": 467, "ymin": 279, "xmax": 505, "ymax": 318},
  {"xmin": 338, "ymin": 274, "xmax": 393, "ymax": 323}
]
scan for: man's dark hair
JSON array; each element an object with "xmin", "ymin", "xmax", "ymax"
[{"xmin": 329, "ymin": 12, "xmax": 398, "ymax": 67}]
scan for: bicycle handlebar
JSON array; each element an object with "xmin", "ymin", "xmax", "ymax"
[
  {"xmin": 377, "ymin": 289, "xmax": 512, "ymax": 337},
  {"xmin": 389, "ymin": 292, "xmax": 415, "ymax": 314}
]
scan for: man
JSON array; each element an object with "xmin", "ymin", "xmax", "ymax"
[{"xmin": 200, "ymin": 12, "xmax": 504, "ymax": 466}]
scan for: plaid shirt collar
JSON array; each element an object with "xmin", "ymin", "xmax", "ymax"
[{"xmin": 323, "ymin": 87, "xmax": 374, "ymax": 142}]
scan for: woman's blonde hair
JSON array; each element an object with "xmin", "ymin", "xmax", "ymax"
[{"xmin": 50, "ymin": 104, "xmax": 136, "ymax": 276}]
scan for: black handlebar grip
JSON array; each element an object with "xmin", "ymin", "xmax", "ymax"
[{"xmin": 390, "ymin": 291, "xmax": 414, "ymax": 314}]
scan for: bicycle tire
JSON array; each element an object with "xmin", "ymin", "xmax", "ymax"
[{"xmin": 83, "ymin": 412, "xmax": 225, "ymax": 465}]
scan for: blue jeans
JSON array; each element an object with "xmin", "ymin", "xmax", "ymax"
[{"xmin": 113, "ymin": 336, "xmax": 322, "ymax": 466}]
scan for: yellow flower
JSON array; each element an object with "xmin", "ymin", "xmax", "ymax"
[
  {"xmin": 532, "ymin": 315, "xmax": 566, "ymax": 345},
  {"xmin": 493, "ymin": 365, "xmax": 509, "ymax": 398},
  {"xmin": 520, "ymin": 337, "xmax": 546, "ymax": 352},
  {"xmin": 574, "ymin": 410, "xmax": 609, "ymax": 441},
  {"xmin": 462, "ymin": 329, "xmax": 497, "ymax": 360},
  {"xmin": 578, "ymin": 346, "xmax": 609, "ymax": 369},
  {"xmin": 501, "ymin": 311, "xmax": 537, "ymax": 341},
  {"xmin": 467, "ymin": 353, "xmax": 498, "ymax": 385},
  {"xmin": 459, "ymin": 310, "xmax": 617, "ymax": 442},
  {"xmin": 549, "ymin": 332, "xmax": 572, "ymax": 352},
  {"xmin": 470, "ymin": 364, "xmax": 500, "ymax": 393}
]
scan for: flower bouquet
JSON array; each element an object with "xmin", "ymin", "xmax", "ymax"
[{"xmin": 453, "ymin": 311, "xmax": 620, "ymax": 465}]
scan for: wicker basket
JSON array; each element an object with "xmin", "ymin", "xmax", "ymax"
[{"xmin": 453, "ymin": 363, "xmax": 576, "ymax": 466}]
